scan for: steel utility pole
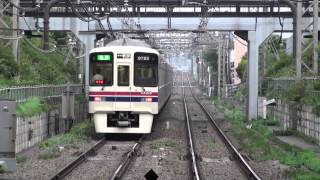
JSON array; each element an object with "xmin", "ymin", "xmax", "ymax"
[
  {"xmin": 217, "ymin": 41, "xmax": 221, "ymax": 98},
  {"xmin": 12, "ymin": 0, "xmax": 19, "ymax": 62},
  {"xmin": 43, "ymin": 0, "xmax": 64, "ymax": 50},
  {"xmin": 313, "ymin": 0, "xmax": 318, "ymax": 74},
  {"xmin": 296, "ymin": 1, "xmax": 302, "ymax": 79}
]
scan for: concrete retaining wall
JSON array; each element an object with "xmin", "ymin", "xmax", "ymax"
[
  {"xmin": 15, "ymin": 101, "xmax": 87, "ymax": 153},
  {"xmin": 223, "ymin": 97, "xmax": 320, "ymax": 145},
  {"xmin": 268, "ymin": 100, "xmax": 320, "ymax": 145}
]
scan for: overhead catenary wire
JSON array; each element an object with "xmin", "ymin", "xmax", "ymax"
[
  {"xmin": 6, "ymin": 0, "xmax": 40, "ymax": 13},
  {"xmin": 0, "ymin": 35, "xmax": 24, "ymax": 40},
  {"xmin": 277, "ymin": 0, "xmax": 284, "ymax": 44},
  {"xmin": 2, "ymin": 0, "xmax": 87, "ymax": 57},
  {"xmin": 78, "ymin": 1, "xmax": 109, "ymax": 21},
  {"xmin": 65, "ymin": 0, "xmax": 115, "ymax": 38}
]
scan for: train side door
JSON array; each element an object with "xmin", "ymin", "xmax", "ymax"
[{"xmin": 115, "ymin": 63, "xmax": 132, "ymax": 110}]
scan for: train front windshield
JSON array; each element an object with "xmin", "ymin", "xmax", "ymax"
[
  {"xmin": 134, "ymin": 52, "xmax": 158, "ymax": 87},
  {"xmin": 89, "ymin": 52, "xmax": 113, "ymax": 86}
]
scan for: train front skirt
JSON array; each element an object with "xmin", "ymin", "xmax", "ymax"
[{"xmin": 94, "ymin": 113, "xmax": 154, "ymax": 133}]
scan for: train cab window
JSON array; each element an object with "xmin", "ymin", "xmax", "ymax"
[
  {"xmin": 134, "ymin": 52, "xmax": 158, "ymax": 87},
  {"xmin": 89, "ymin": 53, "xmax": 113, "ymax": 86},
  {"xmin": 118, "ymin": 65, "xmax": 130, "ymax": 86}
]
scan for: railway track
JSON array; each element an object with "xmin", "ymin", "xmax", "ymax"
[
  {"xmin": 183, "ymin": 74, "xmax": 261, "ymax": 180},
  {"xmin": 49, "ymin": 136, "xmax": 145, "ymax": 180},
  {"xmin": 182, "ymin": 73, "xmax": 202, "ymax": 180},
  {"xmin": 109, "ymin": 135, "xmax": 145, "ymax": 180},
  {"xmin": 49, "ymin": 138, "xmax": 106, "ymax": 180}
]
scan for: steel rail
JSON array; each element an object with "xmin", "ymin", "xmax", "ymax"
[
  {"xmin": 186, "ymin": 76, "xmax": 261, "ymax": 180},
  {"xmin": 109, "ymin": 135, "xmax": 145, "ymax": 180},
  {"xmin": 49, "ymin": 138, "xmax": 106, "ymax": 180},
  {"xmin": 182, "ymin": 72, "xmax": 201, "ymax": 180}
]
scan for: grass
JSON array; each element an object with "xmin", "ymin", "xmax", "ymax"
[
  {"xmin": 287, "ymin": 170, "xmax": 320, "ymax": 180},
  {"xmin": 16, "ymin": 155, "xmax": 28, "ymax": 164},
  {"xmin": 39, "ymin": 120, "xmax": 95, "ymax": 149},
  {"xmin": 216, "ymin": 101, "xmax": 320, "ymax": 179},
  {"xmin": 260, "ymin": 117, "xmax": 280, "ymax": 126},
  {"xmin": 38, "ymin": 120, "xmax": 95, "ymax": 159},
  {"xmin": 208, "ymin": 139, "xmax": 219, "ymax": 150},
  {"xmin": 150, "ymin": 138, "xmax": 177, "ymax": 149},
  {"xmin": 38, "ymin": 148, "xmax": 61, "ymax": 160},
  {"xmin": 16, "ymin": 97, "xmax": 47, "ymax": 118}
]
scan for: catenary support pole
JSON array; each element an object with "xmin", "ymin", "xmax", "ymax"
[
  {"xmin": 247, "ymin": 31, "xmax": 258, "ymax": 121},
  {"xmin": 43, "ymin": 0, "xmax": 64, "ymax": 50},
  {"xmin": 296, "ymin": 1, "xmax": 302, "ymax": 79},
  {"xmin": 313, "ymin": 0, "xmax": 318, "ymax": 74},
  {"xmin": 217, "ymin": 41, "xmax": 221, "ymax": 98},
  {"xmin": 12, "ymin": 0, "xmax": 19, "ymax": 62}
]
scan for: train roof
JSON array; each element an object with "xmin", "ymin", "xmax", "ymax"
[
  {"xmin": 106, "ymin": 38, "xmax": 151, "ymax": 47},
  {"xmin": 90, "ymin": 38, "xmax": 159, "ymax": 55}
]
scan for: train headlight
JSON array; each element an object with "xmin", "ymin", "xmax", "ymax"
[
  {"xmin": 141, "ymin": 97, "xmax": 153, "ymax": 102},
  {"xmin": 94, "ymin": 97, "xmax": 102, "ymax": 101}
]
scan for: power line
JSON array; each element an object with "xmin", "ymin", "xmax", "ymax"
[{"xmin": 0, "ymin": 35, "xmax": 23, "ymax": 40}]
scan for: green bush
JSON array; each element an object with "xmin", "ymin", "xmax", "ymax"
[
  {"xmin": 16, "ymin": 97, "xmax": 46, "ymax": 117},
  {"xmin": 39, "ymin": 120, "xmax": 95, "ymax": 149},
  {"xmin": 16, "ymin": 155, "xmax": 28, "ymax": 163},
  {"xmin": 0, "ymin": 43, "xmax": 18, "ymax": 79},
  {"xmin": 236, "ymin": 56, "xmax": 247, "ymax": 81},
  {"xmin": 266, "ymin": 52, "xmax": 293, "ymax": 77},
  {"xmin": 313, "ymin": 80, "xmax": 320, "ymax": 91},
  {"xmin": 0, "ymin": 31, "xmax": 78, "ymax": 86},
  {"xmin": 18, "ymin": 38, "xmax": 77, "ymax": 85},
  {"xmin": 285, "ymin": 81, "xmax": 305, "ymax": 102}
]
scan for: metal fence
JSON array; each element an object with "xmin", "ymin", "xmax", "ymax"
[
  {"xmin": 224, "ymin": 83, "xmax": 240, "ymax": 97},
  {"xmin": 262, "ymin": 77, "xmax": 320, "ymax": 97},
  {"xmin": 0, "ymin": 84, "xmax": 84, "ymax": 102}
]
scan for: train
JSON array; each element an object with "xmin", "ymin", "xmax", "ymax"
[{"xmin": 87, "ymin": 38, "xmax": 173, "ymax": 133}]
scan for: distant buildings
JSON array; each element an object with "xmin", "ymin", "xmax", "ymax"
[{"xmin": 231, "ymin": 35, "xmax": 247, "ymax": 84}]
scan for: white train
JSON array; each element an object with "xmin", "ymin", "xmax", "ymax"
[{"xmin": 87, "ymin": 39, "xmax": 172, "ymax": 133}]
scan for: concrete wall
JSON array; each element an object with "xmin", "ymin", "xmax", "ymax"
[
  {"xmin": 223, "ymin": 97, "xmax": 320, "ymax": 145},
  {"xmin": 15, "ymin": 101, "xmax": 87, "ymax": 153},
  {"xmin": 257, "ymin": 97, "xmax": 266, "ymax": 118},
  {"xmin": 268, "ymin": 100, "xmax": 320, "ymax": 145}
]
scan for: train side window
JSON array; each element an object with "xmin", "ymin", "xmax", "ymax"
[{"xmin": 118, "ymin": 65, "xmax": 130, "ymax": 86}]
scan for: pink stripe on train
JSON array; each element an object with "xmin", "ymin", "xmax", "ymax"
[{"xmin": 89, "ymin": 91, "xmax": 158, "ymax": 96}]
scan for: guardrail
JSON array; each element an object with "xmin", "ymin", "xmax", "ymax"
[{"xmin": 0, "ymin": 84, "xmax": 84, "ymax": 102}]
